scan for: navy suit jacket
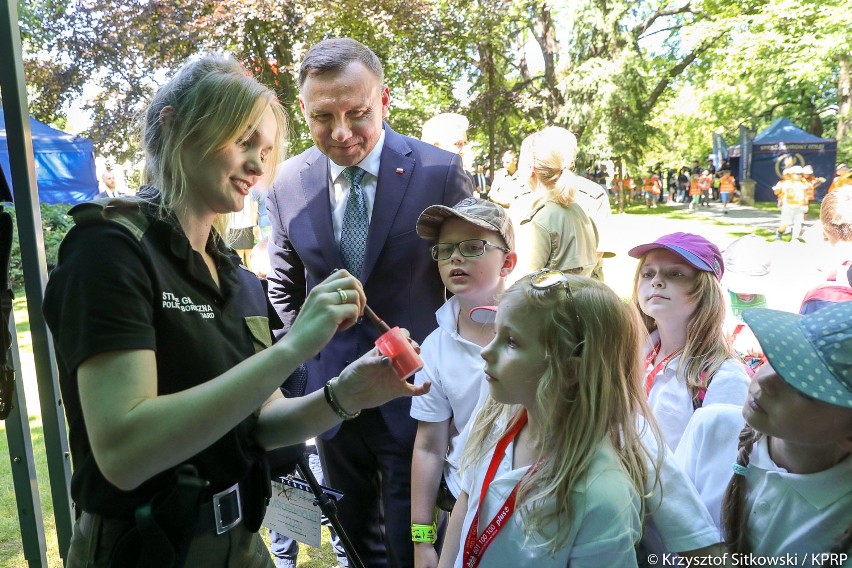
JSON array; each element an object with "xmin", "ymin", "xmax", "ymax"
[{"xmin": 266, "ymin": 124, "xmax": 472, "ymax": 439}]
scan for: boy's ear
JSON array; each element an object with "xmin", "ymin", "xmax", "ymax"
[{"xmin": 501, "ymin": 251, "xmax": 518, "ymax": 277}]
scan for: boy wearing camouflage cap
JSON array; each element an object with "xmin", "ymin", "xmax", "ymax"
[{"xmin": 408, "ymin": 198, "xmax": 516, "ymax": 565}]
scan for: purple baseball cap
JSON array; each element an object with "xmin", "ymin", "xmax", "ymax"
[{"xmin": 628, "ymin": 232, "xmax": 724, "ymax": 280}]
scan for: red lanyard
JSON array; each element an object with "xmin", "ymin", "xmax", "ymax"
[
  {"xmin": 644, "ymin": 342, "xmax": 676, "ymax": 396},
  {"xmin": 462, "ymin": 410, "xmax": 535, "ymax": 568}
]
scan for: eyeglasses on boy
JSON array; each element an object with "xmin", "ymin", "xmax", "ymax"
[{"xmin": 431, "ymin": 239, "xmax": 510, "ymax": 261}]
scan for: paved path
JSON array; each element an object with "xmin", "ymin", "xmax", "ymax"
[
  {"xmin": 605, "ymin": 200, "xmax": 826, "ymax": 314},
  {"xmin": 672, "ymin": 200, "xmax": 802, "ymax": 231}
]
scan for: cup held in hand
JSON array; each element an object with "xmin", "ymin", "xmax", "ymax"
[{"xmin": 374, "ymin": 326, "xmax": 424, "ymax": 380}]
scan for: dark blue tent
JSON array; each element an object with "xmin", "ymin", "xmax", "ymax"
[
  {"xmin": 729, "ymin": 118, "xmax": 836, "ymax": 202},
  {"xmin": 0, "ymin": 110, "xmax": 98, "ymax": 204}
]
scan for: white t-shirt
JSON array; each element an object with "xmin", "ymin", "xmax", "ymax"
[
  {"xmin": 410, "ymin": 296, "xmax": 490, "ymax": 497},
  {"xmin": 675, "ymin": 404, "xmax": 852, "ymax": 558},
  {"xmin": 454, "ymin": 439, "xmax": 641, "ymax": 568},
  {"xmin": 644, "ymin": 331, "xmax": 751, "ymax": 451}
]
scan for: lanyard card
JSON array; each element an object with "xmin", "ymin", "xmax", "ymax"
[{"xmin": 262, "ymin": 477, "xmax": 343, "ymax": 548}]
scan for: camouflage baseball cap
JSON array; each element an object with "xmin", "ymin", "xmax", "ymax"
[{"xmin": 416, "ymin": 197, "xmax": 514, "ymax": 250}]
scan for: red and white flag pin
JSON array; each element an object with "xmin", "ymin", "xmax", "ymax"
[{"xmin": 395, "ymin": 167, "xmax": 405, "ymax": 174}]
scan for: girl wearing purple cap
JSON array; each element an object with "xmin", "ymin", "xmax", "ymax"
[{"xmin": 629, "ymin": 232, "xmax": 751, "ymax": 451}]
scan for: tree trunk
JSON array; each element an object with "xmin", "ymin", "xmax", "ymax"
[
  {"xmin": 838, "ymin": 54, "xmax": 852, "ymax": 146},
  {"xmin": 530, "ymin": 1, "xmax": 564, "ymax": 121}
]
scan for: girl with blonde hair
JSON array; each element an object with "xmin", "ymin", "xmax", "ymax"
[
  {"xmin": 438, "ymin": 271, "xmax": 658, "ymax": 567},
  {"xmin": 629, "ymin": 232, "xmax": 751, "ymax": 451},
  {"xmin": 44, "ymin": 53, "xmax": 428, "ymax": 567},
  {"xmin": 512, "ymin": 127, "xmax": 598, "ymax": 279}
]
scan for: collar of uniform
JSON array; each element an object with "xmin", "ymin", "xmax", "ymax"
[
  {"xmin": 519, "ymin": 193, "xmax": 550, "ymax": 225},
  {"xmin": 436, "ymin": 296, "xmax": 464, "ymax": 341},
  {"xmin": 436, "ymin": 296, "xmax": 494, "ymax": 351},
  {"xmin": 132, "ymin": 194, "xmax": 238, "ymax": 297},
  {"xmin": 328, "ymin": 129, "xmax": 386, "ymax": 184},
  {"xmin": 751, "ymin": 436, "xmax": 852, "ymax": 510}
]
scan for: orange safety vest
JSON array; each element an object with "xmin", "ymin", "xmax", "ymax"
[
  {"xmin": 644, "ymin": 176, "xmax": 661, "ymax": 194},
  {"xmin": 689, "ymin": 178, "xmax": 702, "ymax": 196},
  {"xmin": 719, "ymin": 175, "xmax": 736, "ymax": 194}
]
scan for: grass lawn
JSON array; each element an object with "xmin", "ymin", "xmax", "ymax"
[{"xmin": 1, "ymin": 418, "xmax": 60, "ymax": 568}]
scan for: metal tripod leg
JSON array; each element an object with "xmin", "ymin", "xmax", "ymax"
[{"xmin": 296, "ymin": 456, "xmax": 365, "ymax": 568}]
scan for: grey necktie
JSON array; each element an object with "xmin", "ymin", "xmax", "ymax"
[{"xmin": 339, "ymin": 166, "xmax": 369, "ymax": 277}]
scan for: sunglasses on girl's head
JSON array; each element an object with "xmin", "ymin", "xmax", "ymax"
[
  {"xmin": 431, "ymin": 239, "xmax": 509, "ymax": 261},
  {"xmin": 529, "ymin": 268, "xmax": 584, "ymax": 353}
]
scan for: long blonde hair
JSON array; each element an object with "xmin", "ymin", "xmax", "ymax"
[
  {"xmin": 631, "ymin": 265, "xmax": 733, "ymax": 404},
  {"xmin": 463, "ymin": 275, "xmax": 661, "ymax": 553},
  {"xmin": 142, "ymin": 53, "xmax": 288, "ymax": 240},
  {"xmin": 523, "ymin": 126, "xmax": 580, "ymax": 207}
]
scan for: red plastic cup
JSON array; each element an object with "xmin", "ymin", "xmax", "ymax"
[{"xmin": 374, "ymin": 326, "xmax": 424, "ymax": 380}]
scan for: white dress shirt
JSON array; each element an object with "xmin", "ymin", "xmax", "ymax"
[{"xmin": 328, "ymin": 130, "xmax": 385, "ymax": 244}]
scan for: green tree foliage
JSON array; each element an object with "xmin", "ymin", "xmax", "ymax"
[
  {"xmin": 648, "ymin": 0, "xmax": 851, "ymax": 167},
  {"xmin": 19, "ymin": 0, "xmax": 458, "ymax": 161},
  {"xmin": 6, "ymin": 203, "xmax": 75, "ymax": 291},
  {"xmin": 15, "ymin": 0, "xmax": 852, "ymax": 174}
]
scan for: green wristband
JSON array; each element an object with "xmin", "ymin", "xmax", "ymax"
[{"xmin": 411, "ymin": 522, "xmax": 437, "ymax": 543}]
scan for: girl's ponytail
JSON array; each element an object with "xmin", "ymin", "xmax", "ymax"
[{"xmin": 721, "ymin": 424, "xmax": 762, "ymax": 553}]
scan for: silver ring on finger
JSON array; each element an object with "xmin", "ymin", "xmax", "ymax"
[{"xmin": 336, "ymin": 288, "xmax": 348, "ymax": 305}]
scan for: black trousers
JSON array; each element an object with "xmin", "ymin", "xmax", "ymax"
[{"xmin": 317, "ymin": 408, "xmax": 416, "ymax": 568}]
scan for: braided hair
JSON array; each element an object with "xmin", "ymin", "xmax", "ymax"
[{"xmin": 720, "ymin": 424, "xmax": 762, "ymax": 553}]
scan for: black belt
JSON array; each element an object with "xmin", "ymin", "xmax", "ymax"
[
  {"xmin": 79, "ymin": 481, "xmax": 244, "ymax": 543},
  {"xmin": 194, "ymin": 482, "xmax": 244, "ymax": 535}
]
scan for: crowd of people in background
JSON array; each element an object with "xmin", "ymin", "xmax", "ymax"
[{"xmin": 52, "ymin": 38, "xmax": 851, "ymax": 568}]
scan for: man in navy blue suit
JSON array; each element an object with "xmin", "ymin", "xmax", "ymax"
[{"xmin": 266, "ymin": 38, "xmax": 471, "ymax": 568}]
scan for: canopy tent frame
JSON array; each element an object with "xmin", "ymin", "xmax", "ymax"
[{"xmin": 1, "ymin": 1, "xmax": 75, "ymax": 566}]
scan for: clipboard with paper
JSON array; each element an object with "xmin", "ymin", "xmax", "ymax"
[{"xmin": 262, "ymin": 476, "xmax": 344, "ymax": 548}]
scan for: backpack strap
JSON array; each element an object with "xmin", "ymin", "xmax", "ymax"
[
  {"xmin": 798, "ymin": 276, "xmax": 852, "ymax": 315},
  {"xmin": 692, "ymin": 370, "xmax": 710, "ymax": 411},
  {"xmin": 692, "ymin": 358, "xmax": 756, "ymax": 410}
]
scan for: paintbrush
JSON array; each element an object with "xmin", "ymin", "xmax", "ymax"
[{"xmin": 363, "ymin": 304, "xmax": 391, "ymax": 334}]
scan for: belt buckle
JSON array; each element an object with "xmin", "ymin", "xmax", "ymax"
[{"xmin": 212, "ymin": 482, "xmax": 242, "ymax": 535}]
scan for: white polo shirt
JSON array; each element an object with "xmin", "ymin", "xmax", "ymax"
[
  {"xmin": 644, "ymin": 330, "xmax": 751, "ymax": 451},
  {"xmin": 410, "ymin": 296, "xmax": 491, "ymax": 497},
  {"xmin": 675, "ymin": 404, "xmax": 852, "ymax": 557},
  {"xmin": 454, "ymin": 440, "xmax": 641, "ymax": 568},
  {"xmin": 637, "ymin": 416, "xmax": 721, "ymax": 553}
]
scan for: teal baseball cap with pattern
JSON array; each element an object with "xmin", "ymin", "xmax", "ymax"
[{"xmin": 743, "ymin": 302, "xmax": 852, "ymax": 408}]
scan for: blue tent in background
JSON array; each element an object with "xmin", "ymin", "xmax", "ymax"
[
  {"xmin": 729, "ymin": 118, "xmax": 836, "ymax": 202},
  {"xmin": 0, "ymin": 109, "xmax": 98, "ymax": 204}
]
